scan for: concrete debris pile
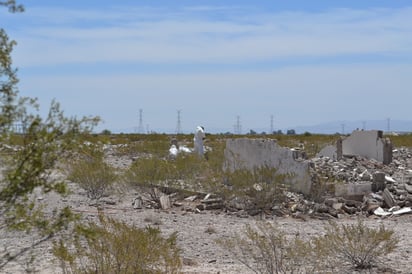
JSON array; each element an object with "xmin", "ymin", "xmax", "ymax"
[{"xmin": 308, "ymin": 145, "xmax": 412, "ymax": 218}]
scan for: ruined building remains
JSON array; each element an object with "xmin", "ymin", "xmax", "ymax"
[
  {"xmin": 318, "ymin": 130, "xmax": 392, "ymax": 164},
  {"xmin": 223, "ymin": 138, "xmax": 312, "ymax": 195}
]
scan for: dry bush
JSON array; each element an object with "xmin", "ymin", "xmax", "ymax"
[
  {"xmin": 312, "ymin": 220, "xmax": 399, "ymax": 270},
  {"xmin": 53, "ymin": 214, "xmax": 181, "ymax": 274},
  {"xmin": 221, "ymin": 166, "xmax": 289, "ymax": 216},
  {"xmin": 218, "ymin": 222, "xmax": 313, "ymax": 274},
  {"xmin": 68, "ymin": 154, "xmax": 117, "ymax": 200},
  {"xmin": 219, "ymin": 220, "xmax": 399, "ymax": 274},
  {"xmin": 123, "ymin": 156, "xmax": 176, "ymax": 205},
  {"xmin": 123, "ymin": 150, "xmax": 223, "ymax": 204}
]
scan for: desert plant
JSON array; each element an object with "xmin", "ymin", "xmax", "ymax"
[
  {"xmin": 68, "ymin": 151, "xmax": 117, "ymax": 200},
  {"xmin": 123, "ymin": 156, "xmax": 176, "ymax": 206},
  {"xmin": 218, "ymin": 222, "xmax": 313, "ymax": 274},
  {"xmin": 0, "ymin": 3, "xmax": 99, "ymax": 270},
  {"xmin": 312, "ymin": 220, "xmax": 399, "ymax": 270},
  {"xmin": 222, "ymin": 166, "xmax": 288, "ymax": 216},
  {"xmin": 53, "ymin": 214, "xmax": 181, "ymax": 274},
  {"xmin": 219, "ymin": 220, "xmax": 399, "ymax": 274}
]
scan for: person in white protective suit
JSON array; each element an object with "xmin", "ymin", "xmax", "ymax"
[{"xmin": 193, "ymin": 126, "xmax": 206, "ymax": 157}]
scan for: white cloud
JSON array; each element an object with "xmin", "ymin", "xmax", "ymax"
[
  {"xmin": 9, "ymin": 6, "xmax": 412, "ymax": 67},
  {"xmin": 7, "ymin": 4, "xmax": 412, "ymax": 132}
]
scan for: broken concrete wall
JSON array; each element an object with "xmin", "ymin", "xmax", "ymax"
[
  {"xmin": 342, "ymin": 130, "xmax": 392, "ymax": 164},
  {"xmin": 317, "ymin": 144, "xmax": 339, "ymax": 161},
  {"xmin": 318, "ymin": 130, "xmax": 392, "ymax": 164},
  {"xmin": 223, "ymin": 138, "xmax": 312, "ymax": 195}
]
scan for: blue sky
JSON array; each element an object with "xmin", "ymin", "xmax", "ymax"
[{"xmin": 1, "ymin": 0, "xmax": 412, "ymax": 133}]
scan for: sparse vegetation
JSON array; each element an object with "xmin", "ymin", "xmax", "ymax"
[
  {"xmin": 391, "ymin": 134, "xmax": 412, "ymax": 148},
  {"xmin": 122, "ymin": 143, "xmax": 224, "ymax": 205},
  {"xmin": 218, "ymin": 222, "xmax": 313, "ymax": 274},
  {"xmin": 123, "ymin": 156, "xmax": 176, "ymax": 206},
  {"xmin": 312, "ymin": 220, "xmax": 399, "ymax": 270},
  {"xmin": 221, "ymin": 166, "xmax": 289, "ymax": 216},
  {"xmin": 68, "ymin": 151, "xmax": 117, "ymax": 200},
  {"xmin": 219, "ymin": 220, "xmax": 399, "ymax": 273},
  {"xmin": 2, "ymin": 1, "xmax": 409, "ymax": 273},
  {"xmin": 0, "ymin": 2, "xmax": 99, "ymax": 269},
  {"xmin": 53, "ymin": 214, "xmax": 181, "ymax": 274}
]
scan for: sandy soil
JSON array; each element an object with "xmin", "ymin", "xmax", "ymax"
[{"xmin": 1, "ymin": 180, "xmax": 411, "ymax": 274}]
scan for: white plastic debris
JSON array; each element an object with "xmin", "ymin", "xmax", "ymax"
[
  {"xmin": 169, "ymin": 144, "xmax": 193, "ymax": 157},
  {"xmin": 179, "ymin": 145, "xmax": 192, "ymax": 153},
  {"xmin": 374, "ymin": 207, "xmax": 392, "ymax": 216},
  {"xmin": 374, "ymin": 206, "xmax": 412, "ymax": 216},
  {"xmin": 392, "ymin": 207, "xmax": 412, "ymax": 215},
  {"xmin": 169, "ymin": 144, "xmax": 179, "ymax": 157},
  {"xmin": 385, "ymin": 176, "xmax": 396, "ymax": 183}
]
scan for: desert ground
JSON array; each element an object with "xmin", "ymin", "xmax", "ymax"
[
  {"xmin": 1, "ymin": 178, "xmax": 411, "ymax": 274},
  {"xmin": 1, "ymin": 134, "xmax": 412, "ymax": 274}
]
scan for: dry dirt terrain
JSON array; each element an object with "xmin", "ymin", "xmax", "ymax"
[{"xmin": 1, "ymin": 178, "xmax": 412, "ymax": 274}]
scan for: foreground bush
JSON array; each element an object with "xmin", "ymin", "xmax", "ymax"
[
  {"xmin": 313, "ymin": 220, "xmax": 399, "ymax": 270},
  {"xmin": 218, "ymin": 222, "xmax": 311, "ymax": 274},
  {"xmin": 219, "ymin": 220, "xmax": 399, "ymax": 273},
  {"xmin": 53, "ymin": 214, "xmax": 181, "ymax": 274}
]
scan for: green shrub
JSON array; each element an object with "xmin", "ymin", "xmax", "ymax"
[
  {"xmin": 222, "ymin": 166, "xmax": 288, "ymax": 216},
  {"xmin": 53, "ymin": 214, "xmax": 181, "ymax": 274},
  {"xmin": 123, "ymin": 156, "xmax": 176, "ymax": 205},
  {"xmin": 123, "ymin": 150, "xmax": 222, "ymax": 195},
  {"xmin": 68, "ymin": 153, "xmax": 117, "ymax": 200}
]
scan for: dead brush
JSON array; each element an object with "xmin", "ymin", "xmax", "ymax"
[
  {"xmin": 68, "ymin": 154, "xmax": 117, "ymax": 200},
  {"xmin": 218, "ymin": 219, "xmax": 399, "ymax": 274},
  {"xmin": 53, "ymin": 214, "xmax": 181, "ymax": 274},
  {"xmin": 312, "ymin": 220, "xmax": 399, "ymax": 270}
]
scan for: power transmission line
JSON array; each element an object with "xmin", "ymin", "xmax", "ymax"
[
  {"xmin": 138, "ymin": 109, "xmax": 144, "ymax": 133},
  {"xmin": 234, "ymin": 115, "xmax": 241, "ymax": 134},
  {"xmin": 270, "ymin": 115, "xmax": 274, "ymax": 134},
  {"xmin": 176, "ymin": 110, "xmax": 182, "ymax": 134}
]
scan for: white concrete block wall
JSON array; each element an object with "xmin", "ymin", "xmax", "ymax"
[{"xmin": 342, "ymin": 130, "xmax": 385, "ymax": 162}]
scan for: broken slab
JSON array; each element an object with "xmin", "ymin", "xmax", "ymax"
[
  {"xmin": 223, "ymin": 138, "xmax": 312, "ymax": 195},
  {"xmin": 318, "ymin": 130, "xmax": 392, "ymax": 164},
  {"xmin": 334, "ymin": 182, "xmax": 372, "ymax": 201},
  {"xmin": 383, "ymin": 188, "xmax": 396, "ymax": 208},
  {"xmin": 374, "ymin": 206, "xmax": 412, "ymax": 216},
  {"xmin": 160, "ymin": 195, "xmax": 171, "ymax": 210}
]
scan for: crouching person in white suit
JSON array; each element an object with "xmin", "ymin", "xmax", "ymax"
[{"xmin": 193, "ymin": 126, "xmax": 206, "ymax": 157}]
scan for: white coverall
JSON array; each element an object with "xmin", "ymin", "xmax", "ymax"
[{"xmin": 193, "ymin": 126, "xmax": 205, "ymax": 156}]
